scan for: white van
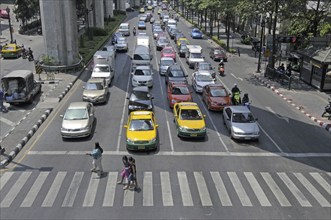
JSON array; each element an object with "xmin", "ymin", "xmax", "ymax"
[
  {"xmin": 186, "ymin": 45, "xmax": 205, "ymax": 69},
  {"xmin": 91, "ymin": 64, "xmax": 113, "ymax": 86},
  {"xmin": 167, "ymin": 19, "xmax": 177, "ymax": 29},
  {"xmin": 118, "ymin": 23, "xmax": 130, "ymax": 36},
  {"xmin": 136, "ymin": 35, "xmax": 150, "ymax": 48}
]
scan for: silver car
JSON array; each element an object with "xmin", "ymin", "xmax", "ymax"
[
  {"xmin": 191, "ymin": 71, "xmax": 215, "ymax": 93},
  {"xmin": 82, "ymin": 78, "xmax": 108, "ymax": 104},
  {"xmin": 159, "ymin": 57, "xmax": 175, "ymax": 75},
  {"xmin": 195, "ymin": 62, "xmax": 216, "ymax": 79},
  {"xmin": 132, "ymin": 65, "xmax": 153, "ymax": 88},
  {"xmin": 223, "ymin": 106, "xmax": 260, "ymax": 140},
  {"xmin": 115, "ymin": 37, "xmax": 128, "ymax": 52},
  {"xmin": 156, "ymin": 37, "xmax": 170, "ymax": 51},
  {"xmin": 60, "ymin": 102, "xmax": 95, "ymax": 139}
]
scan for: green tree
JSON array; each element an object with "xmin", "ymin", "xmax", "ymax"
[{"xmin": 14, "ymin": 0, "xmax": 39, "ymax": 26}]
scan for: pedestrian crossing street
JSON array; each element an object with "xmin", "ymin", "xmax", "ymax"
[{"xmin": 0, "ymin": 170, "xmax": 330, "ymax": 208}]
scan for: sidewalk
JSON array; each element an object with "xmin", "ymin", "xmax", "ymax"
[{"xmin": 177, "ymin": 10, "xmax": 331, "ymax": 132}]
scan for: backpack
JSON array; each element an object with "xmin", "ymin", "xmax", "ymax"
[{"xmin": 99, "ymin": 146, "xmax": 103, "ymax": 154}]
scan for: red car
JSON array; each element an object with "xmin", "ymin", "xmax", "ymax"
[
  {"xmin": 209, "ymin": 47, "xmax": 228, "ymax": 62},
  {"xmin": 0, "ymin": 9, "xmax": 9, "ymax": 19},
  {"xmin": 161, "ymin": 46, "xmax": 176, "ymax": 62},
  {"xmin": 202, "ymin": 84, "xmax": 231, "ymax": 111},
  {"xmin": 167, "ymin": 82, "xmax": 192, "ymax": 108}
]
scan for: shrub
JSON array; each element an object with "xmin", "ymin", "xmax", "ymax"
[
  {"xmin": 90, "ymin": 27, "xmax": 108, "ymax": 36},
  {"xmin": 114, "ymin": 10, "xmax": 126, "ymax": 16},
  {"xmin": 212, "ymin": 36, "xmax": 226, "ymax": 48}
]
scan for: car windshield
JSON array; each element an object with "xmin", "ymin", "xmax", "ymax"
[
  {"xmin": 64, "ymin": 108, "xmax": 88, "ymax": 120},
  {"xmin": 129, "ymin": 119, "xmax": 154, "ymax": 131},
  {"xmin": 172, "ymin": 86, "xmax": 190, "ymax": 95},
  {"xmin": 117, "ymin": 40, "xmax": 126, "ymax": 44},
  {"xmin": 180, "ymin": 45, "xmax": 187, "ymax": 50},
  {"xmin": 159, "ymin": 38, "xmax": 169, "ymax": 43},
  {"xmin": 210, "ymin": 88, "xmax": 227, "ymax": 97},
  {"xmin": 131, "ymin": 91, "xmax": 149, "ymax": 100},
  {"xmin": 191, "ymin": 53, "xmax": 202, "ymax": 58},
  {"xmin": 138, "ymin": 21, "xmax": 145, "ymax": 25},
  {"xmin": 214, "ymin": 49, "xmax": 225, "ymax": 54},
  {"xmin": 94, "ymin": 66, "xmax": 110, "ymax": 72},
  {"xmin": 193, "ymin": 29, "xmax": 200, "ymax": 33},
  {"xmin": 180, "ymin": 109, "xmax": 202, "ymax": 120},
  {"xmin": 199, "ymin": 63, "xmax": 212, "ymax": 70},
  {"xmin": 161, "ymin": 60, "xmax": 174, "ymax": 66},
  {"xmin": 86, "ymin": 82, "xmax": 104, "ymax": 90},
  {"xmin": 134, "ymin": 69, "xmax": 151, "ymax": 76},
  {"xmin": 196, "ymin": 74, "xmax": 213, "ymax": 81},
  {"xmin": 162, "ymin": 49, "xmax": 174, "ymax": 54},
  {"xmin": 170, "ymin": 69, "xmax": 184, "ymax": 77},
  {"xmin": 3, "ymin": 46, "xmax": 15, "ymax": 50},
  {"xmin": 232, "ymin": 113, "xmax": 255, "ymax": 123},
  {"xmin": 134, "ymin": 54, "xmax": 150, "ymax": 60}
]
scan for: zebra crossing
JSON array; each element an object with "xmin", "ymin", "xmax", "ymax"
[{"xmin": 0, "ymin": 170, "xmax": 330, "ymax": 208}]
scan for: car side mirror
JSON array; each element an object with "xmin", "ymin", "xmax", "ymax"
[
  {"xmin": 155, "ymin": 124, "xmax": 159, "ymax": 128},
  {"xmin": 83, "ymin": 86, "xmax": 85, "ymax": 89},
  {"xmin": 151, "ymin": 97, "xmax": 154, "ymax": 99},
  {"xmin": 203, "ymin": 115, "xmax": 206, "ymax": 118},
  {"xmin": 60, "ymin": 115, "xmax": 64, "ymax": 118},
  {"xmin": 124, "ymin": 125, "xmax": 128, "ymax": 128}
]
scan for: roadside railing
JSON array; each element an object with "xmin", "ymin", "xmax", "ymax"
[
  {"xmin": 40, "ymin": 54, "xmax": 84, "ymax": 74},
  {"xmin": 264, "ymin": 66, "xmax": 293, "ymax": 90}
]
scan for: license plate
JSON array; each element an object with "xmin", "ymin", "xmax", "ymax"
[
  {"xmin": 244, "ymin": 137, "xmax": 251, "ymax": 140},
  {"xmin": 190, "ymin": 134, "xmax": 197, "ymax": 137},
  {"xmin": 138, "ymin": 146, "xmax": 145, "ymax": 149}
]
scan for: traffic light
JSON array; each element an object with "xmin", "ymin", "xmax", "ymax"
[{"xmin": 277, "ymin": 36, "xmax": 297, "ymax": 43}]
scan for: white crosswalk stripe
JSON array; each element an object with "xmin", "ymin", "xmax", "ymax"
[
  {"xmin": 62, "ymin": 172, "xmax": 84, "ymax": 207},
  {"xmin": 160, "ymin": 172, "xmax": 174, "ymax": 206},
  {"xmin": 0, "ymin": 172, "xmax": 32, "ymax": 208},
  {"xmin": 294, "ymin": 173, "xmax": 330, "ymax": 207},
  {"xmin": 20, "ymin": 172, "xmax": 49, "ymax": 207},
  {"xmin": 228, "ymin": 172, "xmax": 252, "ymax": 206},
  {"xmin": 277, "ymin": 172, "xmax": 312, "ymax": 207},
  {"xmin": 0, "ymin": 170, "xmax": 330, "ymax": 208}
]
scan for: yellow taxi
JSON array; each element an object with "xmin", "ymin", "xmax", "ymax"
[
  {"xmin": 147, "ymin": 5, "xmax": 153, "ymax": 10},
  {"xmin": 1, "ymin": 43, "xmax": 22, "ymax": 58},
  {"xmin": 173, "ymin": 102, "xmax": 207, "ymax": 138},
  {"xmin": 139, "ymin": 7, "xmax": 145, "ymax": 13},
  {"xmin": 158, "ymin": 8, "xmax": 162, "ymax": 14},
  {"xmin": 176, "ymin": 37, "xmax": 190, "ymax": 48},
  {"xmin": 124, "ymin": 111, "xmax": 159, "ymax": 151}
]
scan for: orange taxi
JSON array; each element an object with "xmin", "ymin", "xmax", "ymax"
[
  {"xmin": 167, "ymin": 82, "xmax": 192, "ymax": 108},
  {"xmin": 202, "ymin": 84, "xmax": 231, "ymax": 111}
]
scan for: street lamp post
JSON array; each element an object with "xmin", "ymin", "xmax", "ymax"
[
  {"xmin": 256, "ymin": 19, "xmax": 265, "ymax": 73},
  {"xmin": 6, "ymin": 7, "xmax": 14, "ymax": 43},
  {"xmin": 85, "ymin": 7, "xmax": 93, "ymax": 40}
]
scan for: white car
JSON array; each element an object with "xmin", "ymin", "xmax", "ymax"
[
  {"xmin": 115, "ymin": 37, "xmax": 128, "ymax": 52},
  {"xmin": 91, "ymin": 64, "xmax": 113, "ymax": 86},
  {"xmin": 60, "ymin": 102, "xmax": 95, "ymax": 139},
  {"xmin": 223, "ymin": 106, "xmax": 260, "ymax": 140},
  {"xmin": 191, "ymin": 71, "xmax": 215, "ymax": 93},
  {"xmin": 132, "ymin": 65, "xmax": 153, "ymax": 88}
]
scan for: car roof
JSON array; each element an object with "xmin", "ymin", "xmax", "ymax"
[
  {"xmin": 170, "ymin": 81, "xmax": 188, "ymax": 87},
  {"xmin": 162, "ymin": 46, "xmax": 174, "ymax": 50},
  {"xmin": 169, "ymin": 64, "xmax": 182, "ymax": 70},
  {"xmin": 68, "ymin": 102, "xmax": 89, "ymax": 109},
  {"xmin": 177, "ymin": 102, "xmax": 199, "ymax": 109},
  {"xmin": 198, "ymin": 62, "xmax": 211, "ymax": 65},
  {"xmin": 133, "ymin": 86, "xmax": 149, "ymax": 92},
  {"xmin": 136, "ymin": 65, "xmax": 151, "ymax": 70},
  {"xmin": 130, "ymin": 111, "xmax": 153, "ymax": 119},
  {"xmin": 87, "ymin": 78, "xmax": 105, "ymax": 84},
  {"xmin": 195, "ymin": 71, "xmax": 212, "ymax": 76},
  {"xmin": 161, "ymin": 57, "xmax": 174, "ymax": 61},
  {"xmin": 207, "ymin": 84, "xmax": 226, "ymax": 89},
  {"xmin": 226, "ymin": 106, "xmax": 251, "ymax": 113}
]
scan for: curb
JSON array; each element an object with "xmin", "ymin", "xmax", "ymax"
[
  {"xmin": 0, "ymin": 109, "xmax": 53, "ymax": 168},
  {"xmin": 254, "ymin": 75, "xmax": 331, "ymax": 132}
]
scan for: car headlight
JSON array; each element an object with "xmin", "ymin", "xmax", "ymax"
[
  {"xmin": 150, "ymin": 138, "xmax": 157, "ymax": 143},
  {"xmin": 171, "ymin": 99, "xmax": 177, "ymax": 104},
  {"xmin": 179, "ymin": 126, "xmax": 187, "ymax": 132},
  {"xmin": 148, "ymin": 105, "xmax": 153, "ymax": 109},
  {"xmin": 200, "ymin": 127, "xmax": 206, "ymax": 132},
  {"xmin": 127, "ymin": 138, "xmax": 134, "ymax": 144},
  {"xmin": 197, "ymin": 84, "xmax": 202, "ymax": 88},
  {"xmin": 97, "ymin": 95, "xmax": 105, "ymax": 99},
  {"xmin": 133, "ymin": 78, "xmax": 138, "ymax": 82},
  {"xmin": 211, "ymin": 101, "xmax": 218, "ymax": 105}
]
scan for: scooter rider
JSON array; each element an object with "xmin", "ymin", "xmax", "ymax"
[
  {"xmin": 28, "ymin": 47, "xmax": 34, "ymax": 60},
  {"xmin": 218, "ymin": 59, "xmax": 225, "ymax": 75},
  {"xmin": 133, "ymin": 26, "xmax": 136, "ymax": 36},
  {"xmin": 231, "ymin": 83, "xmax": 241, "ymax": 105}
]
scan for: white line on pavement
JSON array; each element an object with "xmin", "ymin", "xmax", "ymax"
[
  {"xmin": 0, "ymin": 117, "xmax": 16, "ymax": 127},
  {"xmin": 230, "ymin": 73, "xmax": 243, "ymax": 81},
  {"xmin": 266, "ymin": 106, "xmax": 289, "ymax": 123},
  {"xmin": 257, "ymin": 122, "xmax": 284, "ymax": 153},
  {"xmin": 27, "ymin": 150, "xmax": 331, "ymax": 157}
]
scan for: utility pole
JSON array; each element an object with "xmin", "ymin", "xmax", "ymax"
[{"xmin": 270, "ymin": 0, "xmax": 279, "ymax": 69}]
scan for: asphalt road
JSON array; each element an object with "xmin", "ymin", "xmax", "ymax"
[{"xmin": 0, "ymin": 9, "xmax": 330, "ymax": 220}]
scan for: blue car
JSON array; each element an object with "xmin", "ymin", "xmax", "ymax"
[
  {"xmin": 191, "ymin": 28, "xmax": 203, "ymax": 39},
  {"xmin": 138, "ymin": 21, "xmax": 146, "ymax": 30}
]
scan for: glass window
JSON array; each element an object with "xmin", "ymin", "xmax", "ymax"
[
  {"xmin": 134, "ymin": 69, "xmax": 151, "ymax": 76},
  {"xmin": 129, "ymin": 119, "xmax": 154, "ymax": 131},
  {"xmin": 64, "ymin": 108, "xmax": 88, "ymax": 120},
  {"xmin": 86, "ymin": 82, "xmax": 103, "ymax": 90},
  {"xmin": 210, "ymin": 88, "xmax": 227, "ymax": 97},
  {"xmin": 232, "ymin": 113, "xmax": 255, "ymax": 123},
  {"xmin": 180, "ymin": 109, "xmax": 202, "ymax": 120},
  {"xmin": 131, "ymin": 91, "xmax": 149, "ymax": 100},
  {"xmin": 94, "ymin": 66, "xmax": 110, "ymax": 72}
]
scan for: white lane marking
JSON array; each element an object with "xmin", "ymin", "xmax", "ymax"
[
  {"xmin": 257, "ymin": 122, "xmax": 284, "ymax": 153},
  {"xmin": 277, "ymin": 172, "xmax": 312, "ymax": 207},
  {"xmin": 294, "ymin": 172, "xmax": 330, "ymax": 207},
  {"xmin": 20, "ymin": 172, "xmax": 49, "ymax": 207},
  {"xmin": 103, "ymin": 172, "xmax": 118, "ymax": 207},
  {"xmin": 230, "ymin": 73, "xmax": 243, "ymax": 81},
  {"xmin": 160, "ymin": 172, "xmax": 174, "ymax": 206},
  {"xmin": 194, "ymin": 172, "xmax": 213, "ymax": 206},
  {"xmin": 42, "ymin": 171, "xmax": 66, "ymax": 207},
  {"xmin": 27, "ymin": 150, "xmax": 331, "ymax": 157},
  {"xmin": 143, "ymin": 172, "xmax": 153, "ymax": 206},
  {"xmin": 261, "ymin": 172, "xmax": 291, "ymax": 207},
  {"xmin": 310, "ymin": 172, "xmax": 331, "ymax": 195},
  {"xmin": 197, "ymin": 95, "xmax": 229, "ymax": 151},
  {"xmin": 0, "ymin": 117, "xmax": 16, "ymax": 127},
  {"xmin": 116, "ymin": 38, "xmax": 136, "ymax": 152},
  {"xmin": 177, "ymin": 171, "xmax": 193, "ymax": 206},
  {"xmin": 0, "ymin": 172, "xmax": 14, "ymax": 191},
  {"xmin": 123, "ymin": 186, "xmax": 135, "ymax": 207},
  {"xmin": 227, "ymin": 172, "xmax": 252, "ymax": 206},
  {"xmin": 244, "ymin": 172, "xmax": 271, "ymax": 206},
  {"xmin": 210, "ymin": 171, "xmax": 232, "ymax": 206},
  {"xmin": 0, "ymin": 172, "xmax": 31, "ymax": 208},
  {"xmin": 83, "ymin": 173, "xmax": 100, "ymax": 207},
  {"xmin": 62, "ymin": 172, "xmax": 84, "ymax": 207},
  {"xmin": 266, "ymin": 106, "xmax": 289, "ymax": 123},
  {"xmin": 153, "ymin": 34, "xmax": 174, "ymax": 152}
]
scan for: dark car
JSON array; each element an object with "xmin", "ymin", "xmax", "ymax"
[
  {"xmin": 178, "ymin": 43, "xmax": 188, "ymax": 58},
  {"xmin": 169, "ymin": 28, "xmax": 180, "ymax": 39},
  {"xmin": 209, "ymin": 47, "xmax": 228, "ymax": 62},
  {"xmin": 127, "ymin": 86, "xmax": 154, "ymax": 113},
  {"xmin": 165, "ymin": 64, "xmax": 188, "ymax": 85},
  {"xmin": 111, "ymin": 32, "xmax": 123, "ymax": 45},
  {"xmin": 174, "ymin": 32, "xmax": 185, "ymax": 43}
]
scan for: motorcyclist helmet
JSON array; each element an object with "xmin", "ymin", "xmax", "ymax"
[{"xmin": 234, "ymin": 83, "xmax": 237, "ymax": 87}]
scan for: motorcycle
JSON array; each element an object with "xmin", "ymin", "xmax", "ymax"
[
  {"xmin": 133, "ymin": 28, "xmax": 136, "ymax": 36},
  {"xmin": 321, "ymin": 98, "xmax": 331, "ymax": 120},
  {"xmin": 28, "ymin": 54, "xmax": 34, "ymax": 61},
  {"xmin": 22, "ymin": 50, "xmax": 27, "ymax": 59},
  {"xmin": 232, "ymin": 91, "xmax": 241, "ymax": 105}
]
